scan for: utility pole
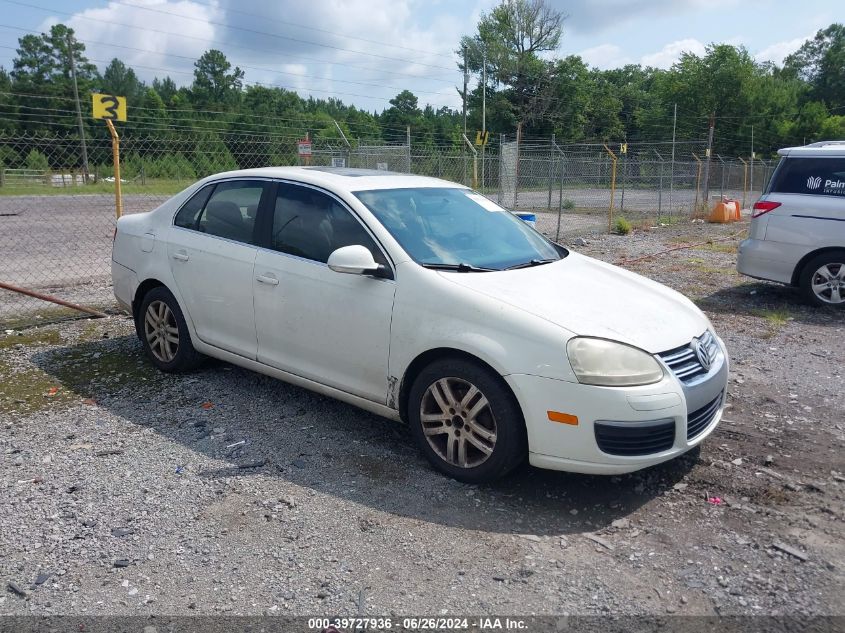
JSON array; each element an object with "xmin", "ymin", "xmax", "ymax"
[
  {"xmin": 669, "ymin": 103, "xmax": 676, "ymax": 214},
  {"xmin": 702, "ymin": 111, "xmax": 715, "ymax": 206},
  {"xmin": 481, "ymin": 47, "xmax": 486, "ymax": 191},
  {"xmin": 67, "ymin": 32, "xmax": 89, "ymax": 181}
]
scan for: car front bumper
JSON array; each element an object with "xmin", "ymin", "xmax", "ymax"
[{"xmin": 505, "ymin": 335, "xmax": 729, "ymax": 475}]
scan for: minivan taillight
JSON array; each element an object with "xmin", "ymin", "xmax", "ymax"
[{"xmin": 751, "ymin": 201, "xmax": 781, "ymax": 218}]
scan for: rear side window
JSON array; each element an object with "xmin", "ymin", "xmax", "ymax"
[
  {"xmin": 173, "ymin": 180, "xmax": 266, "ymax": 245},
  {"xmin": 174, "ymin": 185, "xmax": 213, "ymax": 229},
  {"xmin": 769, "ymin": 157, "xmax": 845, "ymax": 196}
]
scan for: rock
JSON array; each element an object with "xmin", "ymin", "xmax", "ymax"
[
  {"xmin": 519, "ymin": 534, "xmax": 541, "ymax": 542},
  {"xmin": 764, "ymin": 455, "xmax": 775, "ymax": 465},
  {"xmin": 573, "ymin": 238, "xmax": 588, "ymax": 247},
  {"xmin": 731, "ymin": 458, "xmax": 743, "ymax": 466},
  {"xmin": 7, "ymin": 582, "xmax": 27, "ymax": 598},
  {"xmin": 772, "ymin": 541, "xmax": 808, "ymax": 561},
  {"xmin": 673, "ymin": 483, "xmax": 688, "ymax": 491},
  {"xmin": 584, "ymin": 534, "xmax": 614, "ymax": 551},
  {"xmin": 111, "ymin": 527, "xmax": 133, "ymax": 537},
  {"xmin": 492, "ymin": 575, "xmax": 505, "ymax": 582},
  {"xmin": 33, "ymin": 573, "xmax": 51, "ymax": 586},
  {"xmin": 569, "ymin": 508, "xmax": 578, "ymax": 516},
  {"xmin": 292, "ymin": 458, "xmax": 307, "ymax": 469},
  {"xmin": 611, "ymin": 518, "xmax": 631, "ymax": 529},
  {"xmin": 113, "ymin": 559, "xmax": 131, "ymax": 568}
]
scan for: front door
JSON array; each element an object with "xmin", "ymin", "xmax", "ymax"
[{"xmin": 253, "ymin": 182, "xmax": 396, "ymax": 403}]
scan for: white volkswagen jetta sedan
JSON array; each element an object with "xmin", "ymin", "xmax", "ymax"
[{"xmin": 112, "ymin": 167, "xmax": 728, "ymax": 483}]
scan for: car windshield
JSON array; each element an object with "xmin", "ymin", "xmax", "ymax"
[{"xmin": 354, "ymin": 187, "xmax": 563, "ymax": 270}]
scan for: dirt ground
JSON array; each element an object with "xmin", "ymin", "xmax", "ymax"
[{"xmin": 0, "ymin": 218, "xmax": 842, "ymax": 618}]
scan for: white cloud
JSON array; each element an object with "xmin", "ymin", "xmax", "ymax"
[
  {"xmin": 754, "ymin": 36, "xmax": 807, "ymax": 64},
  {"xmin": 38, "ymin": 0, "xmax": 465, "ymax": 111},
  {"xmin": 640, "ymin": 38, "xmax": 706, "ymax": 68},
  {"xmin": 42, "ymin": 0, "xmax": 222, "ymax": 84},
  {"xmin": 578, "ymin": 44, "xmax": 632, "ymax": 69}
]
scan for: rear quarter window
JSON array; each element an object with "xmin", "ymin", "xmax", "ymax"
[{"xmin": 769, "ymin": 157, "xmax": 845, "ymax": 196}]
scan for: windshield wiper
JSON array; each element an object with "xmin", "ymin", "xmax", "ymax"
[
  {"xmin": 421, "ymin": 262, "xmax": 496, "ymax": 272},
  {"xmin": 504, "ymin": 258, "xmax": 558, "ymax": 270}
]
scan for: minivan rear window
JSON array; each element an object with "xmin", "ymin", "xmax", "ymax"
[{"xmin": 769, "ymin": 157, "xmax": 845, "ymax": 197}]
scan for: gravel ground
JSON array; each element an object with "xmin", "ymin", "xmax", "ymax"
[{"xmin": 0, "ymin": 218, "xmax": 843, "ymax": 618}]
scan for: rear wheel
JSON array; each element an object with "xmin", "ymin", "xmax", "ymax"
[
  {"xmin": 799, "ymin": 251, "xmax": 845, "ymax": 308},
  {"xmin": 408, "ymin": 358, "xmax": 526, "ymax": 483},
  {"xmin": 137, "ymin": 286, "xmax": 202, "ymax": 371}
]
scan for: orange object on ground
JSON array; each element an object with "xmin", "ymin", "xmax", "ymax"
[{"xmin": 709, "ymin": 200, "xmax": 734, "ymax": 223}]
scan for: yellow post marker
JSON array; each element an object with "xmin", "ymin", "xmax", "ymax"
[
  {"xmin": 92, "ymin": 93, "xmax": 127, "ymax": 219},
  {"xmin": 692, "ymin": 152, "xmax": 703, "ymax": 213},
  {"xmin": 603, "ymin": 144, "xmax": 618, "ymax": 232},
  {"xmin": 92, "ymin": 93, "xmax": 127, "ymax": 122},
  {"xmin": 105, "ymin": 119, "xmax": 122, "ymax": 219},
  {"xmin": 462, "ymin": 134, "xmax": 479, "ymax": 190}
]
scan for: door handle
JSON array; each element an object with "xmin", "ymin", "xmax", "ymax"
[
  {"xmin": 256, "ymin": 274, "xmax": 279, "ymax": 286},
  {"xmin": 172, "ymin": 251, "xmax": 189, "ymax": 262}
]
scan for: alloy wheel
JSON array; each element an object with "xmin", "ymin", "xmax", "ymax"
[
  {"xmin": 419, "ymin": 377, "xmax": 498, "ymax": 468},
  {"xmin": 811, "ymin": 262, "xmax": 845, "ymax": 304},
  {"xmin": 144, "ymin": 300, "xmax": 179, "ymax": 362}
]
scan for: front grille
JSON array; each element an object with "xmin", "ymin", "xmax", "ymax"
[
  {"xmin": 594, "ymin": 419, "xmax": 675, "ymax": 456},
  {"xmin": 658, "ymin": 330, "xmax": 718, "ymax": 383},
  {"xmin": 686, "ymin": 393, "xmax": 723, "ymax": 440}
]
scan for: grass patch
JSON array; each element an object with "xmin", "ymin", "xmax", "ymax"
[
  {"xmin": 0, "ymin": 179, "xmax": 190, "ymax": 197},
  {"xmin": 614, "ymin": 217, "xmax": 632, "ymax": 235},
  {"xmin": 0, "ymin": 328, "xmax": 62, "ymax": 349},
  {"xmin": 699, "ymin": 242, "xmax": 738, "ymax": 254},
  {"xmin": 753, "ymin": 308, "xmax": 792, "ymax": 327}
]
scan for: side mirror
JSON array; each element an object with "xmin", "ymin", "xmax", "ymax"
[{"xmin": 327, "ymin": 245, "xmax": 380, "ymax": 275}]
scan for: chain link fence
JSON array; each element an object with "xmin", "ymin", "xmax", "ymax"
[{"xmin": 1, "ymin": 128, "xmax": 776, "ymax": 327}]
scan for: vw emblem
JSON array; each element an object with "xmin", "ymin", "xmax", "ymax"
[{"xmin": 692, "ymin": 337, "xmax": 711, "ymax": 371}]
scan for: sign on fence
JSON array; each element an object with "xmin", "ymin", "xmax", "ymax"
[
  {"xmin": 331, "ymin": 157, "xmax": 346, "ymax": 168},
  {"xmin": 297, "ymin": 139, "xmax": 312, "ymax": 157},
  {"xmin": 91, "ymin": 93, "xmax": 127, "ymax": 122}
]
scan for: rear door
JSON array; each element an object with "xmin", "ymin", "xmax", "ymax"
[
  {"xmin": 168, "ymin": 179, "xmax": 272, "ymax": 358},
  {"xmin": 763, "ymin": 156, "xmax": 845, "ymax": 248}
]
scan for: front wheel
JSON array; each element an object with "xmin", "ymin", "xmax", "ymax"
[
  {"xmin": 799, "ymin": 251, "xmax": 845, "ymax": 308},
  {"xmin": 408, "ymin": 358, "xmax": 527, "ymax": 483}
]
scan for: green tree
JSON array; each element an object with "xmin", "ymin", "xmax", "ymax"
[
  {"xmin": 101, "ymin": 58, "xmax": 144, "ymax": 101},
  {"xmin": 461, "ymin": 0, "xmax": 565, "ymax": 125},
  {"xmin": 191, "ymin": 50, "xmax": 244, "ymax": 109},
  {"xmin": 784, "ymin": 24, "xmax": 845, "ymax": 108}
]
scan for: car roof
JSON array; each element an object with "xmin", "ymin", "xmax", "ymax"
[
  {"xmin": 200, "ymin": 166, "xmax": 469, "ymax": 192},
  {"xmin": 778, "ymin": 141, "xmax": 845, "ymax": 157}
]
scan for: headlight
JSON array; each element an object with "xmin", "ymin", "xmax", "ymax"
[{"xmin": 566, "ymin": 337, "xmax": 664, "ymax": 387}]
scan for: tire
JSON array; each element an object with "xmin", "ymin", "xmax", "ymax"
[
  {"xmin": 408, "ymin": 357, "xmax": 527, "ymax": 483},
  {"xmin": 798, "ymin": 251, "xmax": 845, "ymax": 308},
  {"xmin": 137, "ymin": 286, "xmax": 202, "ymax": 372}
]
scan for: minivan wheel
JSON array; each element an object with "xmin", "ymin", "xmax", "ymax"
[
  {"xmin": 408, "ymin": 358, "xmax": 527, "ymax": 483},
  {"xmin": 799, "ymin": 251, "xmax": 845, "ymax": 308},
  {"xmin": 138, "ymin": 286, "xmax": 202, "ymax": 371}
]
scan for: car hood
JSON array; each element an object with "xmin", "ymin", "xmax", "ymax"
[{"xmin": 439, "ymin": 252, "xmax": 708, "ymax": 353}]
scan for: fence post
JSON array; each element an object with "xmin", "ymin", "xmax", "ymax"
[
  {"xmin": 603, "ymin": 144, "xmax": 618, "ymax": 232},
  {"xmin": 692, "ymin": 153, "xmax": 702, "ymax": 215},
  {"xmin": 461, "ymin": 134, "xmax": 478, "ymax": 189},
  {"xmin": 498, "ymin": 134, "xmax": 504, "ymax": 205},
  {"xmin": 654, "ymin": 149, "xmax": 664, "ymax": 222},
  {"xmin": 556, "ymin": 157, "xmax": 565, "ymax": 242},
  {"xmin": 514, "ymin": 122, "xmax": 522, "ymax": 210},
  {"xmin": 738, "ymin": 157, "xmax": 748, "ymax": 209},
  {"xmin": 717, "ymin": 154, "xmax": 725, "ymax": 200},
  {"xmin": 620, "ymin": 151, "xmax": 626, "ymax": 213},
  {"xmin": 0, "ymin": 167, "xmax": 4, "ymax": 188},
  {"xmin": 547, "ymin": 134, "xmax": 555, "ymax": 210}
]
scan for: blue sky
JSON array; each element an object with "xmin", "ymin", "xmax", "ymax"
[{"xmin": 0, "ymin": 0, "xmax": 840, "ymax": 112}]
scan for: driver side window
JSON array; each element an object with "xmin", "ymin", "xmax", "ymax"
[{"xmin": 270, "ymin": 183, "xmax": 387, "ymax": 266}]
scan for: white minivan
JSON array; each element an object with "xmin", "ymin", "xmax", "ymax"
[{"xmin": 737, "ymin": 141, "xmax": 845, "ymax": 307}]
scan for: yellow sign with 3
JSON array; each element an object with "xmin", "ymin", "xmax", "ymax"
[{"xmin": 92, "ymin": 93, "xmax": 127, "ymax": 122}]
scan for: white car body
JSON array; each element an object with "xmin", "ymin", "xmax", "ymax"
[{"xmin": 112, "ymin": 167, "xmax": 728, "ymax": 476}]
